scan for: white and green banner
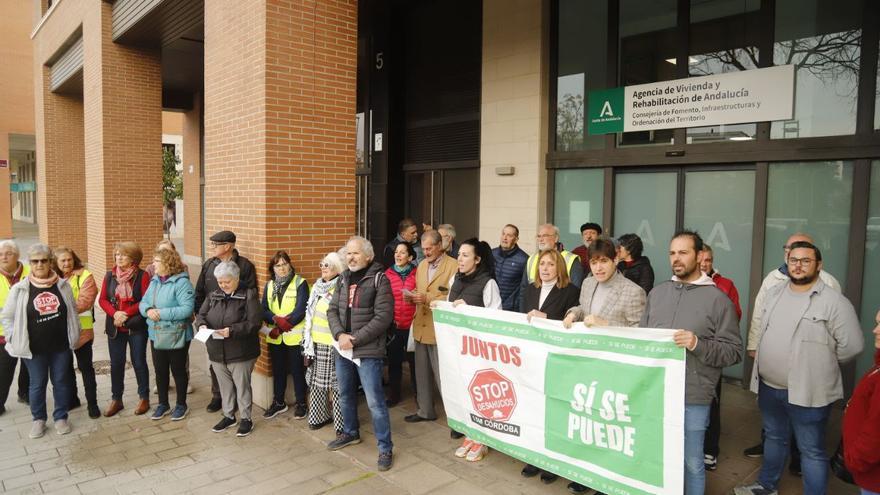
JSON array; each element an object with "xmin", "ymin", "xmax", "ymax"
[
  {"xmin": 434, "ymin": 303, "xmax": 686, "ymax": 495},
  {"xmin": 588, "ymin": 64, "xmax": 795, "ymax": 135}
]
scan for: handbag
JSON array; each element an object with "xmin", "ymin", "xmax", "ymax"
[
  {"xmin": 149, "ymin": 288, "xmax": 187, "ymax": 350},
  {"xmin": 830, "ymin": 438, "xmax": 855, "ymax": 485}
]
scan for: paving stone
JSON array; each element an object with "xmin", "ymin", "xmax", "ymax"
[{"xmin": 3, "ymin": 465, "xmax": 68, "ymax": 491}]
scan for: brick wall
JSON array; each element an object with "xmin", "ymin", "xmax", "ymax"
[{"xmin": 205, "ymin": 0, "xmax": 357, "ymax": 377}]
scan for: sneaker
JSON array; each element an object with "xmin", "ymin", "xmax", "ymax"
[
  {"xmin": 170, "ymin": 404, "xmax": 188, "ymax": 421},
  {"xmin": 151, "ymin": 404, "xmax": 171, "ymax": 420},
  {"xmin": 262, "ymin": 401, "xmax": 289, "ymax": 420},
  {"xmin": 212, "ymin": 415, "xmax": 237, "ymax": 433},
  {"xmin": 206, "ymin": 397, "xmax": 222, "ymax": 413},
  {"xmin": 55, "ymin": 419, "xmax": 71, "ymax": 435},
  {"xmin": 293, "ymin": 403, "xmax": 306, "ymax": 419},
  {"xmin": 704, "ymin": 454, "xmax": 717, "ymax": 471},
  {"xmin": 454, "ymin": 438, "xmax": 475, "ymax": 458},
  {"xmin": 521, "ymin": 464, "xmax": 540, "ymax": 477},
  {"xmin": 236, "ymin": 419, "xmax": 254, "ymax": 437},
  {"xmin": 465, "ymin": 442, "xmax": 487, "ymax": 462},
  {"xmin": 733, "ymin": 483, "xmax": 778, "ymax": 495},
  {"xmin": 29, "ymin": 420, "xmax": 47, "ymax": 439},
  {"xmin": 309, "ymin": 419, "xmax": 332, "ymax": 430},
  {"xmin": 327, "ymin": 432, "xmax": 362, "ymax": 451},
  {"xmin": 378, "ymin": 451, "xmax": 393, "ymax": 471},
  {"xmin": 743, "ymin": 442, "xmax": 763, "ymax": 457}
]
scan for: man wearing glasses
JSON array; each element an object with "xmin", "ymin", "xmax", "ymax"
[
  {"xmin": 743, "ymin": 233, "xmax": 842, "ymax": 467},
  {"xmin": 735, "ymin": 241, "xmax": 863, "ymax": 495},
  {"xmin": 195, "ymin": 231, "xmax": 257, "ymax": 413},
  {"xmin": 518, "ymin": 223, "xmax": 584, "ymax": 312}
]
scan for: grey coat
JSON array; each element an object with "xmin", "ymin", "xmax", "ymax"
[
  {"xmin": 1, "ymin": 278, "xmax": 81, "ymax": 359},
  {"xmin": 640, "ymin": 279, "xmax": 743, "ymax": 405},
  {"xmin": 749, "ymin": 279, "xmax": 863, "ymax": 407},
  {"xmin": 328, "ymin": 261, "xmax": 394, "ymax": 360}
]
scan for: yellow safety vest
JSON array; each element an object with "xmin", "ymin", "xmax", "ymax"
[
  {"xmin": 69, "ymin": 269, "xmax": 95, "ymax": 331},
  {"xmin": 526, "ymin": 250, "xmax": 579, "ymax": 284},
  {"xmin": 309, "ymin": 285, "xmax": 336, "ymax": 346},
  {"xmin": 0, "ymin": 263, "xmax": 30, "ymax": 337},
  {"xmin": 265, "ymin": 275, "xmax": 307, "ymax": 346}
]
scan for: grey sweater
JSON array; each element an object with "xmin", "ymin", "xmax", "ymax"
[{"xmin": 640, "ymin": 278, "xmax": 743, "ymax": 405}]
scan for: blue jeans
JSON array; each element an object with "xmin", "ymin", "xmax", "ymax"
[
  {"xmin": 24, "ymin": 349, "xmax": 73, "ymax": 421},
  {"xmin": 757, "ymin": 381, "xmax": 830, "ymax": 495},
  {"xmin": 108, "ymin": 331, "xmax": 149, "ymax": 401},
  {"xmin": 684, "ymin": 403, "xmax": 711, "ymax": 495},
  {"xmin": 335, "ymin": 355, "xmax": 392, "ymax": 453}
]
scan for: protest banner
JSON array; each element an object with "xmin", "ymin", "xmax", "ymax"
[{"xmin": 434, "ymin": 302, "xmax": 685, "ymax": 495}]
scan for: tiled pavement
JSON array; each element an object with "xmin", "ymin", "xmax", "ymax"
[{"xmin": 0, "ymin": 224, "xmax": 859, "ymax": 494}]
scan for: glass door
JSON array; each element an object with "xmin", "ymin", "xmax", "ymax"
[{"xmin": 613, "ymin": 171, "xmax": 678, "ymax": 268}]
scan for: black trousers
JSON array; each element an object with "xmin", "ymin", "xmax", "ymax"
[
  {"xmin": 151, "ymin": 341, "xmax": 190, "ymax": 407},
  {"xmin": 70, "ymin": 341, "xmax": 98, "ymax": 405},
  {"xmin": 386, "ymin": 327, "xmax": 416, "ymax": 402}
]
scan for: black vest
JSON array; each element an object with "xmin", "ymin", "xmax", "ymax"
[{"xmin": 449, "ymin": 270, "xmax": 493, "ymax": 307}]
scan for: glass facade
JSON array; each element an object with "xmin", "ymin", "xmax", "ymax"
[
  {"xmin": 770, "ymin": 0, "xmax": 862, "ymax": 139},
  {"xmin": 762, "ymin": 161, "xmax": 853, "ymax": 287},
  {"xmin": 859, "ymin": 161, "xmax": 880, "ymax": 376},
  {"xmin": 613, "ymin": 172, "xmax": 677, "ymax": 269},
  {"xmin": 554, "ymin": 169, "xmax": 604, "ymax": 251}
]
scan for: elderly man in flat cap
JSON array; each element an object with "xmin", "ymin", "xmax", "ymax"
[{"xmin": 195, "ymin": 231, "xmax": 258, "ymax": 412}]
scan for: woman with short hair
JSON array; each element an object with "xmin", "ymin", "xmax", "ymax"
[
  {"xmin": 616, "ymin": 233, "xmax": 654, "ymax": 295},
  {"xmin": 302, "ymin": 251, "xmax": 346, "ymax": 431},
  {"xmin": 98, "ymin": 242, "xmax": 151, "ymax": 417},
  {"xmin": 195, "ymin": 261, "xmax": 262, "ymax": 436},
  {"xmin": 1, "ymin": 244, "xmax": 80, "ymax": 438},
  {"xmin": 140, "ymin": 248, "xmax": 195, "ymax": 421},
  {"xmin": 261, "ymin": 250, "xmax": 310, "ymax": 420},
  {"xmin": 53, "ymin": 246, "xmax": 100, "ymax": 419}
]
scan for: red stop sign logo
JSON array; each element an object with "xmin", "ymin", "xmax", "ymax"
[{"xmin": 468, "ymin": 369, "xmax": 517, "ymax": 422}]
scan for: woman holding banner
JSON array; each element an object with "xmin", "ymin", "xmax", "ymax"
[
  {"xmin": 520, "ymin": 248, "xmax": 580, "ymax": 484},
  {"xmin": 560, "ymin": 237, "xmax": 646, "ymax": 494},
  {"xmin": 438, "ymin": 238, "xmax": 501, "ymax": 462}
]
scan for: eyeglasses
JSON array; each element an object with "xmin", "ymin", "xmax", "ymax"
[
  {"xmin": 274, "ymin": 263, "xmax": 289, "ymax": 268},
  {"xmin": 30, "ymin": 259, "xmax": 50, "ymax": 265},
  {"xmin": 209, "ymin": 242, "xmax": 229, "ymax": 248},
  {"xmin": 318, "ymin": 262, "xmax": 332, "ymax": 269},
  {"xmin": 536, "ymin": 234, "xmax": 554, "ymax": 239},
  {"xmin": 787, "ymin": 257, "xmax": 815, "ymax": 267}
]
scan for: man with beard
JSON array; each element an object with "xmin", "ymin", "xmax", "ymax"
[
  {"xmin": 735, "ymin": 241, "xmax": 862, "ymax": 495},
  {"xmin": 518, "ymin": 224, "xmax": 584, "ymax": 311},
  {"xmin": 641, "ymin": 230, "xmax": 742, "ymax": 495},
  {"xmin": 327, "ymin": 236, "xmax": 395, "ymax": 471},
  {"xmin": 570, "ymin": 222, "xmax": 601, "ymax": 275}
]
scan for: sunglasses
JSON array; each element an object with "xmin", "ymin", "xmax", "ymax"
[
  {"xmin": 318, "ymin": 262, "xmax": 331, "ymax": 269},
  {"xmin": 30, "ymin": 258, "xmax": 50, "ymax": 265}
]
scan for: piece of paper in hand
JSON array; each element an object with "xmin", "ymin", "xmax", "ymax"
[
  {"xmin": 259, "ymin": 325, "xmax": 272, "ymax": 336},
  {"xmin": 332, "ymin": 339, "xmax": 360, "ymax": 366},
  {"xmin": 194, "ymin": 327, "xmax": 215, "ymax": 343}
]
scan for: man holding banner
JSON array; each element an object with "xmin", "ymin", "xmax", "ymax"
[{"xmin": 640, "ymin": 230, "xmax": 743, "ymax": 495}]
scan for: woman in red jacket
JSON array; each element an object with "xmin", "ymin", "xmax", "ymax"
[
  {"xmin": 384, "ymin": 242, "xmax": 417, "ymax": 406},
  {"xmin": 844, "ymin": 309, "xmax": 880, "ymax": 495},
  {"xmin": 98, "ymin": 242, "xmax": 151, "ymax": 417}
]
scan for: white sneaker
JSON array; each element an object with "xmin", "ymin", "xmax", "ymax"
[
  {"xmin": 29, "ymin": 420, "xmax": 47, "ymax": 439},
  {"xmin": 55, "ymin": 419, "xmax": 71, "ymax": 435}
]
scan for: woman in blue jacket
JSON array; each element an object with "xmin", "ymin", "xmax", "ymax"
[{"xmin": 140, "ymin": 248, "xmax": 195, "ymax": 421}]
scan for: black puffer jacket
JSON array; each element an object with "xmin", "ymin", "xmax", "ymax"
[
  {"xmin": 195, "ymin": 287, "xmax": 262, "ymax": 364},
  {"xmin": 328, "ymin": 262, "xmax": 394, "ymax": 360},
  {"xmin": 618, "ymin": 256, "xmax": 655, "ymax": 295}
]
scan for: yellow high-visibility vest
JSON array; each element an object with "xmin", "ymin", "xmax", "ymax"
[
  {"xmin": 69, "ymin": 269, "xmax": 95, "ymax": 331},
  {"xmin": 265, "ymin": 275, "xmax": 307, "ymax": 346},
  {"xmin": 309, "ymin": 286, "xmax": 336, "ymax": 346},
  {"xmin": 0, "ymin": 264, "xmax": 30, "ymax": 337},
  {"xmin": 526, "ymin": 250, "xmax": 578, "ymax": 283}
]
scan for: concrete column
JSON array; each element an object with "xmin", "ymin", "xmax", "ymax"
[
  {"xmin": 34, "ymin": 66, "xmax": 86, "ymax": 255},
  {"xmin": 479, "ymin": 0, "xmax": 550, "ymax": 254},
  {"xmin": 204, "ymin": 0, "xmax": 357, "ymax": 406},
  {"xmin": 82, "ymin": 2, "xmax": 163, "ymax": 273}
]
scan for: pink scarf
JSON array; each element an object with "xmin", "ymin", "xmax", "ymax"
[
  {"xmin": 28, "ymin": 271, "xmax": 59, "ymax": 289},
  {"xmin": 114, "ymin": 265, "xmax": 137, "ymax": 301}
]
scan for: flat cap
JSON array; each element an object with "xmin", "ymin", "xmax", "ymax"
[{"xmin": 210, "ymin": 231, "xmax": 236, "ymax": 243}]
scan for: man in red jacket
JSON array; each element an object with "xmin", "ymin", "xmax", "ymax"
[
  {"xmin": 843, "ymin": 309, "xmax": 880, "ymax": 495},
  {"xmin": 699, "ymin": 244, "xmax": 742, "ymax": 472}
]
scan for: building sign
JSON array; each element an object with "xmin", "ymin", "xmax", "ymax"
[
  {"xmin": 11, "ymin": 182, "xmax": 36, "ymax": 193},
  {"xmin": 588, "ymin": 65, "xmax": 795, "ymax": 135},
  {"xmin": 0, "ymin": 159, "xmax": 7, "ymax": 168}
]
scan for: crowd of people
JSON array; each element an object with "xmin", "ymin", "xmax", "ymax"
[{"xmin": 0, "ymin": 219, "xmax": 877, "ymax": 495}]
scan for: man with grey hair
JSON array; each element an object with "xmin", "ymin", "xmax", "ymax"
[
  {"xmin": 518, "ymin": 223, "xmax": 584, "ymax": 311},
  {"xmin": 438, "ymin": 224, "xmax": 459, "ymax": 259},
  {"xmin": 0, "ymin": 239, "xmax": 30, "ymax": 414},
  {"xmin": 327, "ymin": 236, "xmax": 395, "ymax": 471}
]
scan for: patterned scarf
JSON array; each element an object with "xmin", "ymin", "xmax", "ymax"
[
  {"xmin": 28, "ymin": 271, "xmax": 59, "ymax": 289},
  {"xmin": 302, "ymin": 275, "xmax": 338, "ymax": 357},
  {"xmin": 272, "ymin": 272, "xmax": 293, "ymax": 304},
  {"xmin": 114, "ymin": 265, "xmax": 137, "ymax": 301}
]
